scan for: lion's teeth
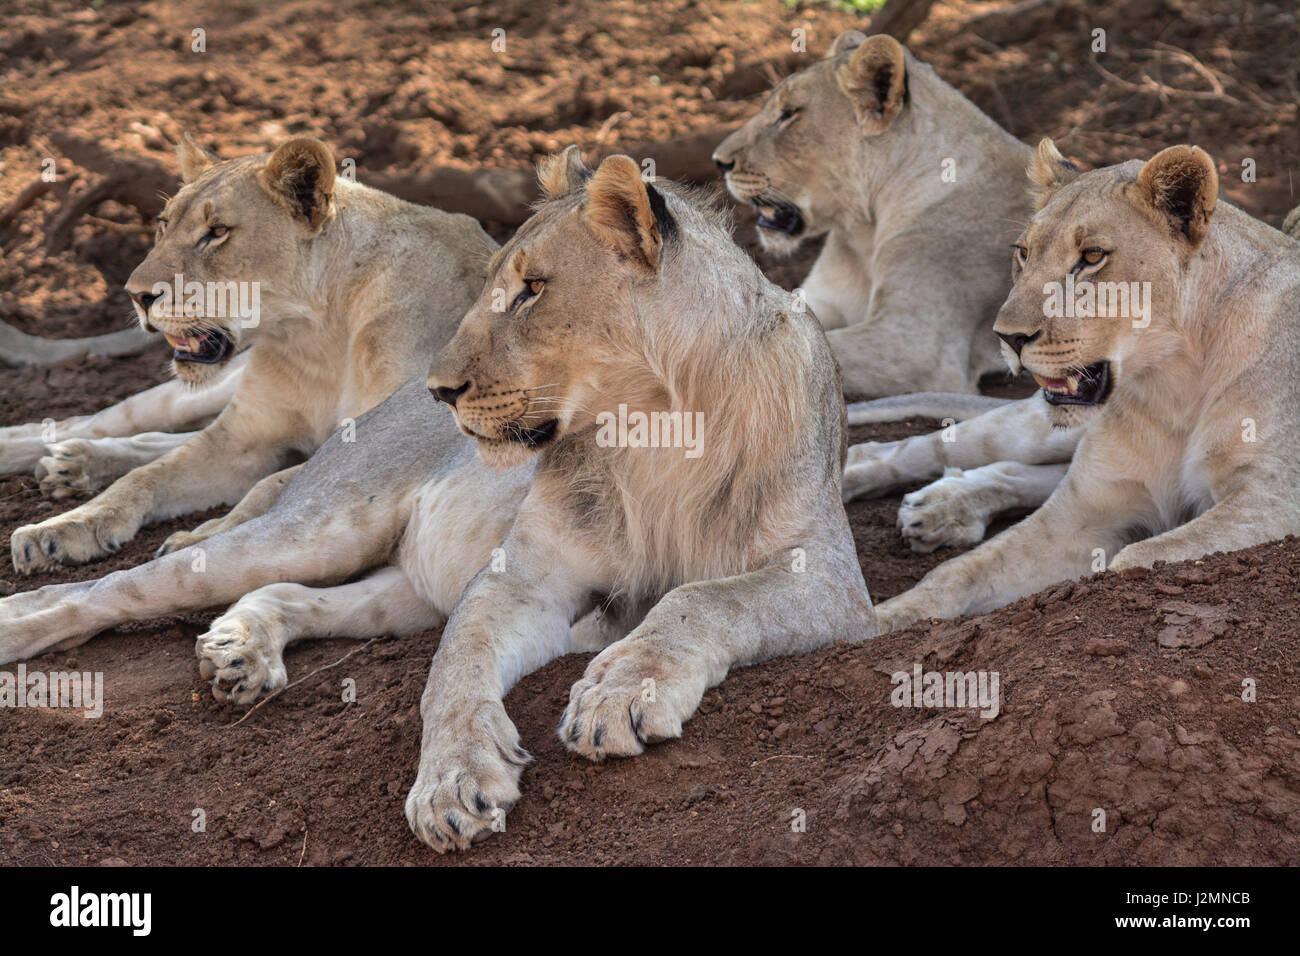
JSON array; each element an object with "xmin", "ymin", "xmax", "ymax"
[{"xmin": 1067, "ymin": 374, "xmax": 1080, "ymax": 394}]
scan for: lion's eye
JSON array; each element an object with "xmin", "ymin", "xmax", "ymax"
[
  {"xmin": 1011, "ymin": 244, "xmax": 1028, "ymax": 265},
  {"xmin": 198, "ymin": 224, "xmax": 229, "ymax": 247},
  {"xmin": 1081, "ymin": 247, "xmax": 1107, "ymax": 266},
  {"xmin": 775, "ymin": 107, "xmax": 799, "ymax": 126},
  {"xmin": 512, "ymin": 278, "xmax": 545, "ymax": 311}
]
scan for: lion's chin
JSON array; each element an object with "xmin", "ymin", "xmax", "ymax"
[
  {"xmin": 1044, "ymin": 400, "xmax": 1103, "ymax": 430},
  {"xmin": 474, "ymin": 440, "xmax": 542, "ymax": 470},
  {"xmin": 171, "ymin": 354, "xmax": 234, "ymax": 386}
]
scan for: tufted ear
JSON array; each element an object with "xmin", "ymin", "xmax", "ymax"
[
  {"xmin": 828, "ymin": 29, "xmax": 866, "ymax": 59},
  {"xmin": 836, "ymin": 34, "xmax": 907, "ymax": 135},
  {"xmin": 584, "ymin": 155, "xmax": 667, "ymax": 270},
  {"xmin": 1027, "ymin": 138, "xmax": 1081, "ymax": 210},
  {"xmin": 537, "ymin": 145, "xmax": 592, "ymax": 200},
  {"xmin": 177, "ymin": 132, "xmax": 216, "ymax": 183},
  {"xmin": 259, "ymin": 137, "xmax": 336, "ymax": 232},
  {"xmin": 1136, "ymin": 145, "xmax": 1218, "ymax": 247}
]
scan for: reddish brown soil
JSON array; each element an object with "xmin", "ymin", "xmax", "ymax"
[{"xmin": 1, "ymin": 0, "xmax": 1298, "ymax": 866}]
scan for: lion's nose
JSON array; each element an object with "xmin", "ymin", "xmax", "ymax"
[
  {"xmin": 130, "ymin": 290, "xmax": 160, "ymax": 313},
  {"xmin": 712, "ymin": 154, "xmax": 735, "ymax": 174},
  {"xmin": 430, "ymin": 382, "xmax": 469, "ymax": 408},
  {"xmin": 996, "ymin": 330, "xmax": 1041, "ymax": 356}
]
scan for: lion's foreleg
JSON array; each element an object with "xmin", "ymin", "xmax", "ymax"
[
  {"xmin": 35, "ymin": 431, "xmax": 199, "ymax": 499},
  {"xmin": 896, "ymin": 460, "xmax": 1070, "ymax": 552},
  {"xmin": 1109, "ymin": 486, "xmax": 1298, "ymax": 571},
  {"xmin": 557, "ymin": 532, "xmax": 874, "ymax": 762},
  {"xmin": 10, "ymin": 418, "xmax": 288, "ymax": 574},
  {"xmin": 875, "ymin": 475, "xmax": 1128, "ymax": 632},
  {"xmin": 0, "ymin": 354, "xmax": 243, "ymax": 475},
  {"xmin": 405, "ymin": 528, "xmax": 600, "ymax": 852},
  {"xmin": 843, "ymin": 395, "xmax": 1079, "ymax": 502},
  {"xmin": 195, "ymin": 565, "xmax": 440, "ymax": 705}
]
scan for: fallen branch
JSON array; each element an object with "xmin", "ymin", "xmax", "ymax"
[
  {"xmin": 0, "ymin": 177, "xmax": 55, "ymax": 231},
  {"xmin": 868, "ymin": 0, "xmax": 938, "ymax": 42},
  {"xmin": 227, "ymin": 638, "xmax": 379, "ymax": 728}
]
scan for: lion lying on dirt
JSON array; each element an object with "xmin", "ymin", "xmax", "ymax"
[
  {"xmin": 865, "ymin": 141, "xmax": 1300, "ymax": 632},
  {"xmin": 713, "ymin": 30, "xmax": 1033, "ymax": 398},
  {"xmin": 6, "ymin": 134, "xmax": 492, "ymax": 571},
  {"xmin": 0, "ymin": 149, "xmax": 876, "ymax": 852}
]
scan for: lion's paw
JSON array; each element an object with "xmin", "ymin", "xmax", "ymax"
[
  {"xmin": 10, "ymin": 508, "xmax": 135, "ymax": 574},
  {"xmin": 405, "ymin": 702, "xmax": 529, "ymax": 852},
  {"xmin": 155, "ymin": 528, "xmax": 207, "ymax": 557},
  {"xmin": 897, "ymin": 469, "xmax": 991, "ymax": 553},
  {"xmin": 557, "ymin": 641, "xmax": 702, "ymax": 761},
  {"xmin": 842, "ymin": 442, "xmax": 901, "ymax": 503},
  {"xmin": 35, "ymin": 440, "xmax": 117, "ymax": 500},
  {"xmin": 195, "ymin": 614, "xmax": 288, "ymax": 706}
]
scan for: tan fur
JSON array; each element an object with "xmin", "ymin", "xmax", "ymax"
[
  {"xmin": 712, "ymin": 31, "xmax": 1034, "ymax": 397},
  {"xmin": 9, "ymin": 136, "xmax": 493, "ymax": 573},
  {"xmin": 873, "ymin": 144, "xmax": 1300, "ymax": 631},
  {"xmin": 410, "ymin": 152, "xmax": 874, "ymax": 849},
  {"xmin": 0, "ymin": 151, "xmax": 874, "ymax": 857}
]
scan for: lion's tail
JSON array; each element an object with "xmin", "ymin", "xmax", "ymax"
[{"xmin": 845, "ymin": 392, "xmax": 1014, "ymax": 425}]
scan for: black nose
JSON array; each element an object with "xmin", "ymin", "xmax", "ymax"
[
  {"xmin": 713, "ymin": 156, "xmax": 734, "ymax": 173},
  {"xmin": 996, "ymin": 330, "xmax": 1041, "ymax": 356},
  {"xmin": 131, "ymin": 290, "xmax": 159, "ymax": 313},
  {"xmin": 430, "ymin": 382, "xmax": 469, "ymax": 407}
]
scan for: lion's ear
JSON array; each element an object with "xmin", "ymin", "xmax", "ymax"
[
  {"xmin": 1027, "ymin": 138, "xmax": 1081, "ymax": 210},
  {"xmin": 177, "ymin": 132, "xmax": 216, "ymax": 183},
  {"xmin": 584, "ymin": 155, "xmax": 664, "ymax": 270},
  {"xmin": 836, "ymin": 34, "xmax": 906, "ymax": 135},
  {"xmin": 1136, "ymin": 145, "xmax": 1218, "ymax": 247},
  {"xmin": 260, "ymin": 137, "xmax": 336, "ymax": 232},
  {"xmin": 829, "ymin": 29, "xmax": 867, "ymax": 59},
  {"xmin": 537, "ymin": 145, "xmax": 591, "ymax": 200}
]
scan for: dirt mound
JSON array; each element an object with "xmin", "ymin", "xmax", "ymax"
[{"xmin": 1, "ymin": 0, "xmax": 1298, "ymax": 865}]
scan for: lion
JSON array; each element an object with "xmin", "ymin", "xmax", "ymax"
[
  {"xmin": 867, "ymin": 140, "xmax": 1300, "ymax": 633},
  {"xmin": 0, "ymin": 149, "xmax": 876, "ymax": 853},
  {"xmin": 6, "ymin": 133, "xmax": 493, "ymax": 572},
  {"xmin": 712, "ymin": 30, "xmax": 1035, "ymax": 397}
]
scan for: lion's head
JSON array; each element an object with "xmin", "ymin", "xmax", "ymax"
[
  {"xmin": 125, "ymin": 135, "xmax": 337, "ymax": 384},
  {"xmin": 427, "ymin": 147, "xmax": 687, "ymax": 468},
  {"xmin": 711, "ymin": 30, "xmax": 909, "ymax": 256},
  {"xmin": 994, "ymin": 139, "xmax": 1220, "ymax": 428}
]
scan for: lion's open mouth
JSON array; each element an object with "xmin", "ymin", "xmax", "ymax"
[
  {"xmin": 162, "ymin": 328, "xmax": 233, "ymax": 365},
  {"xmin": 464, "ymin": 417, "xmax": 559, "ymax": 449},
  {"xmin": 753, "ymin": 197, "xmax": 804, "ymax": 236},
  {"xmin": 1033, "ymin": 361, "xmax": 1111, "ymax": 406}
]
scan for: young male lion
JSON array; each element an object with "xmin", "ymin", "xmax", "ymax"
[
  {"xmin": 869, "ymin": 141, "xmax": 1300, "ymax": 632},
  {"xmin": 6, "ymin": 134, "xmax": 492, "ymax": 572},
  {"xmin": 0, "ymin": 150, "xmax": 875, "ymax": 852},
  {"xmin": 712, "ymin": 30, "xmax": 1034, "ymax": 398}
]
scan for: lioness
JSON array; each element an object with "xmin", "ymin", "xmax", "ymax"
[
  {"xmin": 871, "ymin": 141, "xmax": 1300, "ymax": 632},
  {"xmin": 712, "ymin": 30, "xmax": 1033, "ymax": 397},
  {"xmin": 0, "ymin": 150, "xmax": 875, "ymax": 852},
  {"xmin": 7, "ymin": 134, "xmax": 492, "ymax": 571}
]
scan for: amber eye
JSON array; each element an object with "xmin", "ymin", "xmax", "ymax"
[
  {"xmin": 1081, "ymin": 247, "xmax": 1106, "ymax": 266},
  {"xmin": 1011, "ymin": 244, "xmax": 1028, "ymax": 265},
  {"xmin": 511, "ymin": 278, "xmax": 545, "ymax": 311},
  {"xmin": 209, "ymin": 225, "xmax": 229, "ymax": 238}
]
